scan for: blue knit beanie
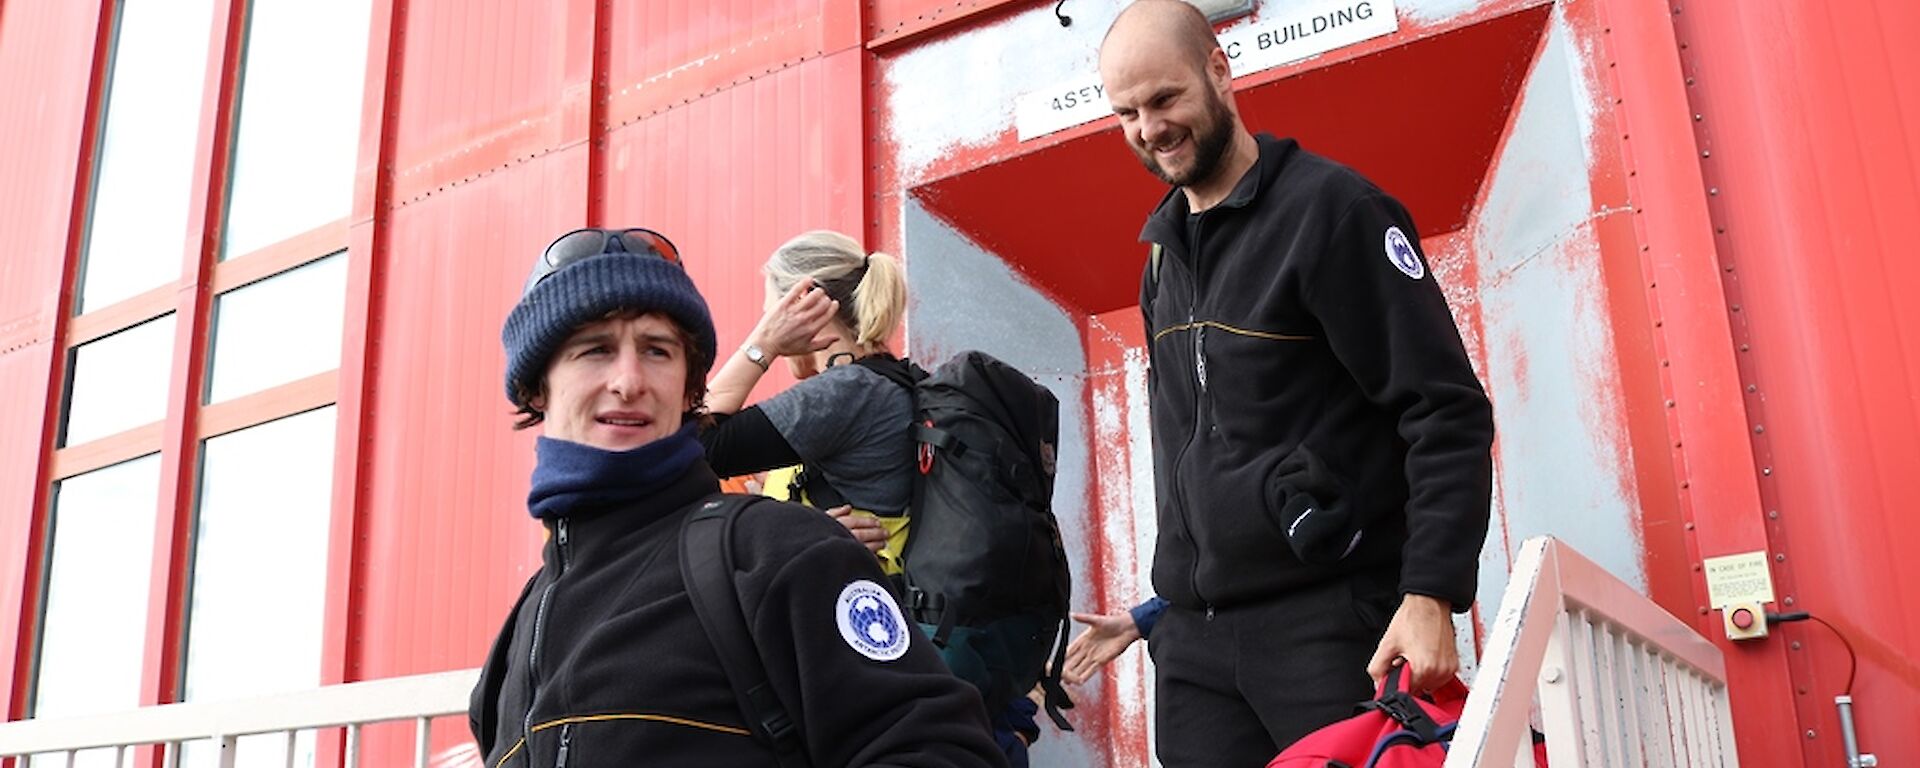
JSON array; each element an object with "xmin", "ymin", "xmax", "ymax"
[{"xmin": 501, "ymin": 250, "xmax": 716, "ymax": 408}]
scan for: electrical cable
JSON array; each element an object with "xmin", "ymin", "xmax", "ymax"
[{"xmin": 1766, "ymin": 610, "xmax": 1858, "ymax": 696}]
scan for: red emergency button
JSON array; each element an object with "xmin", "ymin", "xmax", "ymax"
[{"xmin": 1730, "ymin": 607, "xmax": 1756, "ymax": 629}]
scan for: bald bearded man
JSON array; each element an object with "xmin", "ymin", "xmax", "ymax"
[{"xmin": 1095, "ymin": 2, "xmax": 1495, "ymax": 762}]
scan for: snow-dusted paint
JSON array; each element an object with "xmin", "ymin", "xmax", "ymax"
[
  {"xmin": 879, "ymin": 0, "xmax": 1508, "ymax": 185},
  {"xmin": 882, "ymin": 0, "xmax": 1126, "ymax": 183},
  {"xmin": 1085, "ymin": 310, "xmax": 1158, "ymax": 766},
  {"xmin": 1470, "ymin": 7, "xmax": 1644, "ymax": 617}
]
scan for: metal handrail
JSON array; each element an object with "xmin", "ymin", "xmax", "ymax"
[
  {"xmin": 1448, "ymin": 536, "xmax": 1738, "ymax": 767},
  {"xmin": 0, "ymin": 669, "xmax": 478, "ymax": 767},
  {"xmin": 1, "ymin": 538, "xmax": 1736, "ymax": 767}
]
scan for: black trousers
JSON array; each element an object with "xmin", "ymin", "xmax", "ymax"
[{"xmin": 1149, "ymin": 573, "xmax": 1399, "ymax": 767}]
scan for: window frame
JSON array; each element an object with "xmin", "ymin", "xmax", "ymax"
[{"xmin": 18, "ymin": 0, "xmax": 392, "ymax": 733}]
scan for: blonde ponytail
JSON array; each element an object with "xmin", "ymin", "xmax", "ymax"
[{"xmin": 852, "ymin": 251, "xmax": 905, "ymax": 349}]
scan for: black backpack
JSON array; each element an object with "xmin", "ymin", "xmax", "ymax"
[
  {"xmin": 859, "ymin": 351, "xmax": 1076, "ymax": 730},
  {"xmin": 684, "ymin": 353, "xmax": 1076, "ymax": 753}
]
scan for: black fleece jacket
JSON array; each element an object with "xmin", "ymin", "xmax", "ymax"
[
  {"xmin": 1138, "ymin": 134, "xmax": 1494, "ymax": 612},
  {"xmin": 469, "ymin": 459, "xmax": 1004, "ymax": 767}
]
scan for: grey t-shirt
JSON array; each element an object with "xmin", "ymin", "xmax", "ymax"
[{"xmin": 758, "ymin": 362, "xmax": 915, "ymax": 514}]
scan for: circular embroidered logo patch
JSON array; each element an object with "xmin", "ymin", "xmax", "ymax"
[
  {"xmin": 836, "ymin": 580, "xmax": 910, "ymax": 661},
  {"xmin": 1384, "ymin": 226, "xmax": 1425, "ymax": 280}
]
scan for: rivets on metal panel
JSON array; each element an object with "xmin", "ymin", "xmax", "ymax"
[
  {"xmin": 1686, "ymin": 77, "xmax": 1695, "ymax": 86},
  {"xmin": 1784, "ymin": 596, "xmax": 1796, "ymax": 606},
  {"xmin": 1694, "ymin": 113, "xmax": 1704, "ymax": 122},
  {"xmin": 1684, "ymin": 522, "xmax": 1695, "ymax": 530},
  {"xmin": 1740, "ymin": 344, "xmax": 1750, "ymax": 352},
  {"xmin": 1666, "ymin": 400, "xmax": 1676, "ymax": 408},
  {"xmin": 1543, "ymin": 667, "xmax": 1563, "ymax": 684},
  {"xmin": 1748, "ymin": 384, "xmax": 1759, "ymax": 393},
  {"xmin": 1680, "ymin": 481, "xmax": 1690, "ymax": 489},
  {"xmin": 1709, "ymin": 187, "xmax": 1719, "ymax": 195},
  {"xmin": 1730, "ymin": 303, "xmax": 1741, "ymax": 312},
  {"xmin": 1701, "ymin": 150, "xmax": 1711, "ymax": 158},
  {"xmin": 1698, "ymin": 607, "xmax": 1709, "ymax": 615},
  {"xmin": 1808, "ymin": 730, "xmax": 1818, "ymax": 739},
  {"xmin": 1775, "ymin": 553, "xmax": 1787, "ymax": 562},
  {"xmin": 1768, "ymin": 509, "xmax": 1780, "ymax": 519},
  {"xmin": 1692, "ymin": 564, "xmax": 1703, "ymax": 572},
  {"xmin": 1763, "ymin": 466, "xmax": 1773, "ymax": 476}
]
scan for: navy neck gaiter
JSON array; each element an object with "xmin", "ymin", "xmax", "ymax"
[{"xmin": 526, "ymin": 422, "xmax": 703, "ymax": 519}]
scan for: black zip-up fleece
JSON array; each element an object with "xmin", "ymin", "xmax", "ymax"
[
  {"xmin": 1138, "ymin": 134, "xmax": 1493, "ymax": 612},
  {"xmin": 469, "ymin": 459, "xmax": 1005, "ymax": 767}
]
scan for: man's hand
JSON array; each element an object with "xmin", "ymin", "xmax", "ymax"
[
  {"xmin": 1366, "ymin": 594, "xmax": 1459, "ymax": 692},
  {"xmin": 824, "ymin": 505, "xmax": 886, "ymax": 554},
  {"xmin": 1063, "ymin": 610, "xmax": 1144, "ymax": 685}
]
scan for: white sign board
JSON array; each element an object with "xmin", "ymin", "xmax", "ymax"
[
  {"xmin": 1703, "ymin": 551, "xmax": 1776, "ymax": 608},
  {"xmin": 1015, "ymin": 0, "xmax": 1399, "ymax": 141}
]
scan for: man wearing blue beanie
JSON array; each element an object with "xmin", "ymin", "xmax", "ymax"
[{"xmin": 470, "ymin": 227, "xmax": 1005, "ymax": 767}]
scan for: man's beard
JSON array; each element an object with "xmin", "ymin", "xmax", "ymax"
[{"xmin": 1135, "ymin": 93, "xmax": 1236, "ymax": 188}]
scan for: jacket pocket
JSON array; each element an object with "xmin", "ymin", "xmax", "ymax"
[{"xmin": 1263, "ymin": 444, "xmax": 1364, "ymax": 565}]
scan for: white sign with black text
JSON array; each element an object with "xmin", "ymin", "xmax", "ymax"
[{"xmin": 1014, "ymin": 0, "xmax": 1398, "ymax": 142}]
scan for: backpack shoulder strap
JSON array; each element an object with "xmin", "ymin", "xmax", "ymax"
[
  {"xmin": 1037, "ymin": 615, "xmax": 1076, "ymax": 731},
  {"xmin": 792, "ymin": 464, "xmax": 847, "ymax": 510},
  {"xmin": 851, "ymin": 354, "xmax": 920, "ymax": 392},
  {"xmin": 680, "ymin": 496, "xmax": 813, "ymax": 768}
]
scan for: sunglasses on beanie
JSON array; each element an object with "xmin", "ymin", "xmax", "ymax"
[{"xmin": 523, "ymin": 227, "xmax": 682, "ymax": 295}]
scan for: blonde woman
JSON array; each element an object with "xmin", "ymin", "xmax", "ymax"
[{"xmin": 701, "ymin": 230, "xmax": 914, "ymax": 571}]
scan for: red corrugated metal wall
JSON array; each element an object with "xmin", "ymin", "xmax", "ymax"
[
  {"xmin": 334, "ymin": 2, "xmax": 872, "ymax": 760},
  {"xmin": 344, "ymin": 0, "xmax": 872, "ymax": 690},
  {"xmin": 346, "ymin": 0, "xmax": 592, "ymax": 684},
  {"xmin": 4, "ymin": 0, "xmax": 1918, "ymax": 764},
  {"xmin": 1669, "ymin": 2, "xmax": 1920, "ymax": 764}
]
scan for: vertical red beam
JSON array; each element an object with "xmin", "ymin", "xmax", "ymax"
[
  {"xmin": 318, "ymin": 5, "xmax": 406, "ymax": 764},
  {"xmin": 2, "ymin": 0, "xmax": 117, "ymax": 726},
  {"xmin": 325, "ymin": 0, "xmax": 407, "ymax": 692},
  {"xmin": 822, "ymin": 0, "xmax": 868, "ymax": 241},
  {"xmin": 139, "ymin": 0, "xmax": 249, "ymax": 725},
  {"xmin": 586, "ymin": 0, "xmax": 611, "ymax": 227},
  {"xmin": 1582, "ymin": 0, "xmax": 1793, "ymax": 763}
]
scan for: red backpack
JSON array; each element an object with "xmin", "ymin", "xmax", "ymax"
[{"xmin": 1267, "ymin": 667, "xmax": 1546, "ymax": 768}]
